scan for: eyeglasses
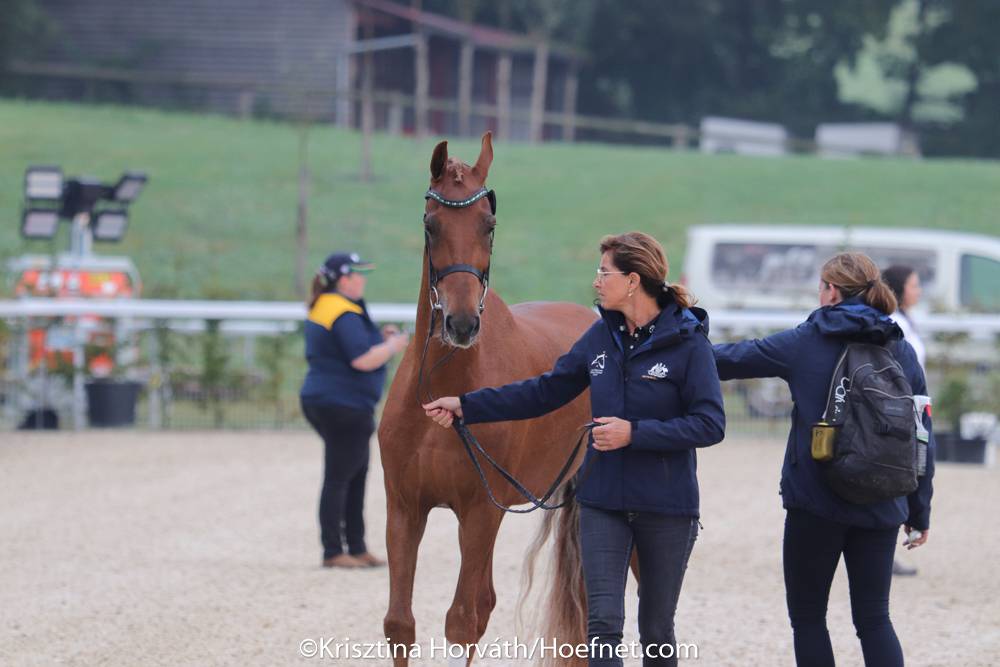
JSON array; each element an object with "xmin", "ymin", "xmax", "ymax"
[{"xmin": 595, "ymin": 269, "xmax": 627, "ymax": 283}]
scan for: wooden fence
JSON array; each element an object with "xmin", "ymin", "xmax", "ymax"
[{"xmin": 6, "ymin": 59, "xmax": 823, "ymax": 151}]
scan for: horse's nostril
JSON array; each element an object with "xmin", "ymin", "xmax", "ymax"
[{"xmin": 446, "ymin": 314, "xmax": 480, "ymax": 340}]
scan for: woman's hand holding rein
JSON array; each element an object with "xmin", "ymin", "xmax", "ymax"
[{"xmin": 423, "ymin": 397, "xmax": 463, "ymax": 427}]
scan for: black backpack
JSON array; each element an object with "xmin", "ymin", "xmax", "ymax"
[{"xmin": 820, "ymin": 342, "xmax": 918, "ymax": 504}]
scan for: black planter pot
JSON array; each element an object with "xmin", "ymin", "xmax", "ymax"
[
  {"xmin": 935, "ymin": 432, "xmax": 988, "ymax": 464},
  {"xmin": 85, "ymin": 380, "xmax": 141, "ymax": 427}
]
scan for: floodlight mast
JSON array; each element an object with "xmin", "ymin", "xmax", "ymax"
[
  {"xmin": 15, "ymin": 166, "xmax": 148, "ymax": 431},
  {"xmin": 70, "ymin": 213, "xmax": 93, "ymax": 258},
  {"xmin": 19, "ymin": 167, "xmax": 148, "ymax": 253}
]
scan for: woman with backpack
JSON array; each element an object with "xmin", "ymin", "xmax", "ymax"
[{"xmin": 713, "ymin": 252, "xmax": 934, "ymax": 667}]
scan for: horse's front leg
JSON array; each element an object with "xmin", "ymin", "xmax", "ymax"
[
  {"xmin": 383, "ymin": 497, "xmax": 429, "ymax": 667},
  {"xmin": 476, "ymin": 551, "xmax": 497, "ymax": 638},
  {"xmin": 445, "ymin": 503, "xmax": 503, "ymax": 666}
]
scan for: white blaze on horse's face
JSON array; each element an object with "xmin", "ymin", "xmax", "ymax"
[{"xmin": 425, "ymin": 133, "xmax": 496, "ymax": 349}]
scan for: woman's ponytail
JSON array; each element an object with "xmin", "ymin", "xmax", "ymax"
[
  {"xmin": 865, "ymin": 279, "xmax": 898, "ymax": 315},
  {"xmin": 307, "ymin": 274, "xmax": 326, "ymax": 309},
  {"xmin": 659, "ymin": 281, "xmax": 694, "ymax": 309}
]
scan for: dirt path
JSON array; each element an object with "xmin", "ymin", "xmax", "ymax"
[{"xmin": 1, "ymin": 431, "xmax": 996, "ymax": 666}]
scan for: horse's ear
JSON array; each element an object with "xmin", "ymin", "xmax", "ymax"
[
  {"xmin": 472, "ymin": 131, "xmax": 493, "ymax": 181},
  {"xmin": 430, "ymin": 141, "xmax": 448, "ymax": 182}
]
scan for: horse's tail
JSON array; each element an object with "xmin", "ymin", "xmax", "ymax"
[{"xmin": 518, "ymin": 482, "xmax": 587, "ymax": 667}]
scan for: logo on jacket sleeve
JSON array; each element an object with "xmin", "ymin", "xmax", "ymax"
[
  {"xmin": 643, "ymin": 362, "xmax": 669, "ymax": 380},
  {"xmin": 590, "ymin": 352, "xmax": 606, "ymax": 376}
]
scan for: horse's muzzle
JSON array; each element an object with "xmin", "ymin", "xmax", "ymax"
[{"xmin": 444, "ymin": 313, "xmax": 481, "ymax": 347}]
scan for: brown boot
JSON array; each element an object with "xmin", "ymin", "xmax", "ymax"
[
  {"xmin": 352, "ymin": 552, "xmax": 386, "ymax": 568},
  {"xmin": 322, "ymin": 554, "xmax": 365, "ymax": 569}
]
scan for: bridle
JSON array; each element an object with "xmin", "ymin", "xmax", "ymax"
[
  {"xmin": 415, "ymin": 184, "xmax": 592, "ymax": 513},
  {"xmin": 423, "ymin": 186, "xmax": 496, "ymax": 314},
  {"xmin": 416, "ymin": 184, "xmax": 494, "ymax": 411}
]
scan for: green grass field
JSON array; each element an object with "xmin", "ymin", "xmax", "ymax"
[{"xmin": 3, "ymin": 99, "xmax": 999, "ymax": 305}]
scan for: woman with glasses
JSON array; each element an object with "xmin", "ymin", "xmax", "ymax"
[
  {"xmin": 423, "ymin": 232, "xmax": 725, "ymax": 666},
  {"xmin": 300, "ymin": 252, "xmax": 409, "ymax": 568}
]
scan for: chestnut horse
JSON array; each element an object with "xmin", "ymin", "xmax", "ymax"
[{"xmin": 378, "ymin": 132, "xmax": 596, "ymax": 665}]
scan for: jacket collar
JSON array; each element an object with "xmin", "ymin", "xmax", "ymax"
[
  {"xmin": 807, "ymin": 296, "xmax": 902, "ymax": 344},
  {"xmin": 598, "ymin": 302, "xmax": 709, "ymax": 353}
]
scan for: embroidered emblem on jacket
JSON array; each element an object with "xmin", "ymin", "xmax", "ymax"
[
  {"xmin": 643, "ymin": 362, "xmax": 669, "ymax": 380},
  {"xmin": 590, "ymin": 352, "xmax": 607, "ymax": 376}
]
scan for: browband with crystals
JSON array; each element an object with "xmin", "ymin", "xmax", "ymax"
[{"xmin": 425, "ymin": 187, "xmax": 496, "ymax": 214}]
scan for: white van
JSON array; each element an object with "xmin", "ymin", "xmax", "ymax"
[{"xmin": 684, "ymin": 225, "xmax": 1000, "ymax": 314}]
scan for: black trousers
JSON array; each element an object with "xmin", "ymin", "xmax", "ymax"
[
  {"xmin": 579, "ymin": 505, "xmax": 699, "ymax": 667},
  {"xmin": 301, "ymin": 400, "xmax": 375, "ymax": 559},
  {"xmin": 784, "ymin": 508, "xmax": 903, "ymax": 667}
]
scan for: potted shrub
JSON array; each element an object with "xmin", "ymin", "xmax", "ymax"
[
  {"xmin": 934, "ymin": 372, "xmax": 989, "ymax": 464},
  {"xmin": 84, "ymin": 333, "xmax": 141, "ymax": 427}
]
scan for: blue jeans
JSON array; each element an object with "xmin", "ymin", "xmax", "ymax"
[
  {"xmin": 579, "ymin": 504, "xmax": 699, "ymax": 667},
  {"xmin": 784, "ymin": 508, "xmax": 903, "ymax": 667}
]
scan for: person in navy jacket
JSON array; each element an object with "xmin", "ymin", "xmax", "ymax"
[
  {"xmin": 300, "ymin": 252, "xmax": 409, "ymax": 569},
  {"xmin": 424, "ymin": 232, "xmax": 725, "ymax": 667},
  {"xmin": 713, "ymin": 252, "xmax": 934, "ymax": 667}
]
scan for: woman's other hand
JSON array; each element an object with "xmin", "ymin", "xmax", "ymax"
[
  {"xmin": 591, "ymin": 417, "xmax": 632, "ymax": 451},
  {"xmin": 903, "ymin": 526, "xmax": 929, "ymax": 550},
  {"xmin": 422, "ymin": 397, "xmax": 463, "ymax": 427}
]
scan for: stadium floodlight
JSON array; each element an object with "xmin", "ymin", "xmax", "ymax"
[
  {"xmin": 16, "ymin": 166, "xmax": 148, "ymax": 251},
  {"xmin": 112, "ymin": 172, "xmax": 148, "ymax": 203},
  {"xmin": 21, "ymin": 208, "xmax": 61, "ymax": 239},
  {"xmin": 60, "ymin": 178, "xmax": 110, "ymax": 218},
  {"xmin": 25, "ymin": 166, "xmax": 64, "ymax": 200},
  {"xmin": 92, "ymin": 209, "xmax": 129, "ymax": 242}
]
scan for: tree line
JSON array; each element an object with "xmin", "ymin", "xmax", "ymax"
[
  {"xmin": 2, "ymin": 0, "xmax": 997, "ymax": 157},
  {"xmin": 426, "ymin": 0, "xmax": 999, "ymax": 158}
]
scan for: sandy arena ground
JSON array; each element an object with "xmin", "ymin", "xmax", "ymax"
[{"xmin": 1, "ymin": 430, "xmax": 998, "ymax": 666}]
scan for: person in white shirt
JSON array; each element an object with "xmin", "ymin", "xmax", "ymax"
[
  {"xmin": 882, "ymin": 264, "xmax": 926, "ymax": 578},
  {"xmin": 882, "ymin": 265, "xmax": 926, "ymax": 368}
]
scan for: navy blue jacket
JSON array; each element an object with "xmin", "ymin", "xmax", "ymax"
[
  {"xmin": 460, "ymin": 302, "xmax": 726, "ymax": 515},
  {"xmin": 713, "ymin": 298, "xmax": 935, "ymax": 530},
  {"xmin": 300, "ymin": 293, "xmax": 386, "ymax": 412}
]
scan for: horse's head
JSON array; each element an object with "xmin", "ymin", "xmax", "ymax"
[{"xmin": 423, "ymin": 132, "xmax": 497, "ymax": 349}]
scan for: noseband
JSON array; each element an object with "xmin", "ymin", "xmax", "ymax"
[{"xmin": 424, "ymin": 186, "xmax": 496, "ymax": 314}]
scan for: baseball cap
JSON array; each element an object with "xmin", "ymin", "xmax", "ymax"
[{"xmin": 321, "ymin": 252, "xmax": 375, "ymax": 280}]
